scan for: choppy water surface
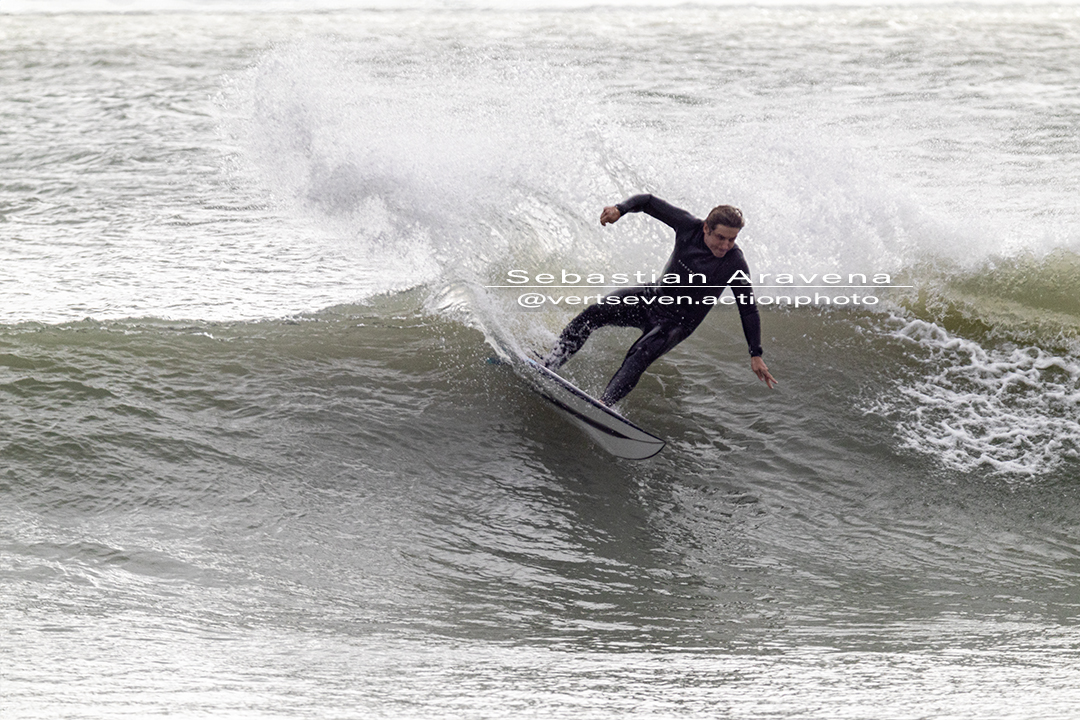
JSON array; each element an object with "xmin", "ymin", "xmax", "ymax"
[{"xmin": 2, "ymin": 5, "xmax": 1080, "ymax": 718}]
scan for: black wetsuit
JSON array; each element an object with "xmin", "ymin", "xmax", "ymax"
[{"xmin": 546, "ymin": 194, "xmax": 763, "ymax": 405}]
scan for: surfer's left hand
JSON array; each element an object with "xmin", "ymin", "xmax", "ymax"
[{"xmin": 751, "ymin": 356, "xmax": 777, "ymax": 389}]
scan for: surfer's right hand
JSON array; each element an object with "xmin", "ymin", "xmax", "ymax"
[{"xmin": 600, "ymin": 206, "xmax": 621, "ymax": 225}]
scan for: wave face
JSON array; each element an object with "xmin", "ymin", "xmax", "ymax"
[
  {"xmin": 212, "ymin": 6, "xmax": 1080, "ymax": 477},
  {"xmin": 3, "ymin": 6, "xmax": 1080, "ymax": 719}
]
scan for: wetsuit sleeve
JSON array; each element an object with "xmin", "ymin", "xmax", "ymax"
[
  {"xmin": 728, "ymin": 259, "xmax": 764, "ymax": 357},
  {"xmin": 615, "ymin": 194, "xmax": 700, "ymax": 232},
  {"xmin": 737, "ymin": 300, "xmax": 764, "ymax": 357}
]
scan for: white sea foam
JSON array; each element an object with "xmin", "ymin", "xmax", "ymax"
[
  {"xmin": 5, "ymin": 7, "xmax": 1077, "ymax": 323},
  {"xmin": 871, "ymin": 319, "xmax": 1080, "ymax": 476}
]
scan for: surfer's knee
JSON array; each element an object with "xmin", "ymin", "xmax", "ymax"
[
  {"xmin": 661, "ymin": 325, "xmax": 689, "ymax": 353},
  {"xmin": 625, "ymin": 323, "xmax": 680, "ymax": 362}
]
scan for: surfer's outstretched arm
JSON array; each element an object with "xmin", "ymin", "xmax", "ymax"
[
  {"xmin": 607, "ymin": 194, "xmax": 699, "ymax": 231},
  {"xmin": 731, "ymin": 283, "xmax": 777, "ymax": 389}
]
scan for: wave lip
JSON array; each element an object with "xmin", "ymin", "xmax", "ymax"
[{"xmin": 898, "ymin": 249, "xmax": 1080, "ymax": 354}]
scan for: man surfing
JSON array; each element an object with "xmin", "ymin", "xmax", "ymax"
[{"xmin": 541, "ymin": 193, "xmax": 777, "ymax": 405}]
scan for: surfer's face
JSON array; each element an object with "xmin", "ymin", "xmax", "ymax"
[{"xmin": 703, "ymin": 223, "xmax": 739, "ymax": 258}]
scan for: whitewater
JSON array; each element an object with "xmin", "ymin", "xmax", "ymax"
[{"xmin": 2, "ymin": 3, "xmax": 1080, "ymax": 718}]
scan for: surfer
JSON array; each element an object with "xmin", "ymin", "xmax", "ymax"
[{"xmin": 541, "ymin": 194, "xmax": 777, "ymax": 405}]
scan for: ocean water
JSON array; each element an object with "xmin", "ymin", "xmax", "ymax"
[{"xmin": 3, "ymin": 3, "xmax": 1080, "ymax": 718}]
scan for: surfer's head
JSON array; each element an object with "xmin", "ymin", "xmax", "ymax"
[
  {"xmin": 706, "ymin": 204, "xmax": 744, "ymax": 231},
  {"xmin": 703, "ymin": 205, "xmax": 743, "ymax": 258}
]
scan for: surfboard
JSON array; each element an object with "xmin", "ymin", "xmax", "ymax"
[{"xmin": 510, "ymin": 350, "xmax": 666, "ymax": 460}]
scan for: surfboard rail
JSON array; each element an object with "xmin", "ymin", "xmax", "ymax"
[{"xmin": 517, "ymin": 354, "xmax": 666, "ymax": 460}]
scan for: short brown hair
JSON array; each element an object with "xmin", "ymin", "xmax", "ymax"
[{"xmin": 706, "ymin": 205, "xmax": 744, "ymax": 230}]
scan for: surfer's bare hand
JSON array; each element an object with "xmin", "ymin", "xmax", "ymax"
[
  {"xmin": 600, "ymin": 206, "xmax": 621, "ymax": 225},
  {"xmin": 751, "ymin": 356, "xmax": 777, "ymax": 389}
]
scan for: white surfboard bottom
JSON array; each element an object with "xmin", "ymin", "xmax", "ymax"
[{"xmin": 519, "ymin": 355, "xmax": 665, "ymax": 460}]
